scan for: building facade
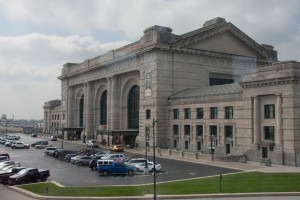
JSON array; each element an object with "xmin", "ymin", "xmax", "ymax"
[{"xmin": 43, "ymin": 17, "xmax": 300, "ymax": 166}]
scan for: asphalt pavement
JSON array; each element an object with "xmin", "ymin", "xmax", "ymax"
[{"xmin": 2, "ymin": 133, "xmax": 300, "ymax": 199}]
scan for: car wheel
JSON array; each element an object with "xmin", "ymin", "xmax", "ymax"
[
  {"xmin": 41, "ymin": 176, "xmax": 47, "ymax": 182},
  {"xmin": 103, "ymin": 171, "xmax": 108, "ymax": 176},
  {"xmin": 128, "ymin": 170, "xmax": 134, "ymax": 176},
  {"xmin": 77, "ymin": 162, "xmax": 82, "ymax": 166},
  {"xmin": 20, "ymin": 180, "xmax": 26, "ymax": 185}
]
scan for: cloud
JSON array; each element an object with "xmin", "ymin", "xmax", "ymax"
[
  {"xmin": 0, "ymin": 33, "xmax": 129, "ymax": 119},
  {"xmin": 0, "ymin": 0, "xmax": 299, "ymax": 120}
]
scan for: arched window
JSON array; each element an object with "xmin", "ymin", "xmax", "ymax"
[
  {"xmin": 79, "ymin": 94, "xmax": 84, "ymax": 127},
  {"xmin": 128, "ymin": 85, "xmax": 139, "ymax": 129},
  {"xmin": 100, "ymin": 90, "xmax": 107, "ymax": 125}
]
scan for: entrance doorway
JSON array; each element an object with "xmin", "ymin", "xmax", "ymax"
[{"xmin": 226, "ymin": 143, "xmax": 231, "ymax": 154}]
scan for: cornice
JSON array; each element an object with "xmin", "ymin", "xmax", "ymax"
[{"xmin": 240, "ymin": 76, "xmax": 300, "ymax": 89}]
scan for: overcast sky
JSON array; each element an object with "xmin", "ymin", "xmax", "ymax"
[{"xmin": 0, "ymin": 0, "xmax": 299, "ymax": 120}]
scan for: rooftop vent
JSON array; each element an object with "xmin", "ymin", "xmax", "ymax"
[{"xmin": 203, "ymin": 17, "xmax": 227, "ymax": 27}]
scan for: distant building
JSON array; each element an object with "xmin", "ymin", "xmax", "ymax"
[{"xmin": 44, "ymin": 17, "xmax": 300, "ymax": 166}]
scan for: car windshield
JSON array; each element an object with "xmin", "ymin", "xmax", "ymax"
[{"xmin": 17, "ymin": 169, "xmax": 28, "ymax": 175}]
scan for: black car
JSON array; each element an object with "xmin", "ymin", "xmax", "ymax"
[
  {"xmin": 0, "ymin": 167, "xmax": 26, "ymax": 184},
  {"xmin": 31, "ymin": 133, "xmax": 37, "ymax": 137},
  {"xmin": 31, "ymin": 140, "xmax": 48, "ymax": 147}
]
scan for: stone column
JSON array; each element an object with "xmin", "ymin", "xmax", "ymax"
[
  {"xmin": 85, "ymin": 82, "xmax": 94, "ymax": 139},
  {"xmin": 111, "ymin": 76, "xmax": 120, "ymax": 130},
  {"xmin": 253, "ymin": 96, "xmax": 260, "ymax": 145},
  {"xmin": 106, "ymin": 77, "xmax": 112, "ymax": 130},
  {"xmin": 67, "ymin": 87, "xmax": 74, "ymax": 128},
  {"xmin": 276, "ymin": 93, "xmax": 283, "ymax": 146}
]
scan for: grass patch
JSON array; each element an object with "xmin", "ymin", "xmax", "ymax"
[{"xmin": 18, "ymin": 172, "xmax": 300, "ymax": 197}]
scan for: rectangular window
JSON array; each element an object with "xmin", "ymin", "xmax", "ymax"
[
  {"xmin": 264, "ymin": 126, "xmax": 275, "ymax": 141},
  {"xmin": 210, "ymin": 107, "xmax": 218, "ymax": 119},
  {"xmin": 146, "ymin": 109, "xmax": 151, "ymax": 119},
  {"xmin": 173, "ymin": 125, "xmax": 179, "ymax": 135},
  {"xmin": 265, "ymin": 104, "xmax": 275, "ymax": 119},
  {"xmin": 63, "ymin": 114, "xmax": 65, "ymax": 120},
  {"xmin": 196, "ymin": 108, "xmax": 204, "ymax": 119},
  {"xmin": 225, "ymin": 106, "xmax": 233, "ymax": 119},
  {"xmin": 184, "ymin": 108, "xmax": 191, "ymax": 119},
  {"xmin": 210, "ymin": 125, "xmax": 218, "ymax": 137},
  {"xmin": 185, "ymin": 141, "xmax": 189, "ymax": 149},
  {"xmin": 209, "ymin": 77, "xmax": 234, "ymax": 86},
  {"xmin": 184, "ymin": 125, "xmax": 190, "ymax": 136},
  {"xmin": 173, "ymin": 109, "xmax": 179, "ymax": 119},
  {"xmin": 225, "ymin": 126, "xmax": 233, "ymax": 138},
  {"xmin": 196, "ymin": 125, "xmax": 203, "ymax": 137}
]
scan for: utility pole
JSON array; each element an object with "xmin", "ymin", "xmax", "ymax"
[{"xmin": 152, "ymin": 118, "xmax": 158, "ymax": 200}]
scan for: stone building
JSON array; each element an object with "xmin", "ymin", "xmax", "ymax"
[{"xmin": 43, "ymin": 17, "xmax": 300, "ymax": 166}]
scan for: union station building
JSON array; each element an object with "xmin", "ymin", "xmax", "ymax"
[{"xmin": 43, "ymin": 18, "xmax": 300, "ymax": 166}]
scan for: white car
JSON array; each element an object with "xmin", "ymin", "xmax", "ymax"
[
  {"xmin": 11, "ymin": 141, "xmax": 30, "ymax": 149},
  {"xmin": 126, "ymin": 158, "xmax": 150, "ymax": 166},
  {"xmin": 135, "ymin": 162, "xmax": 162, "ymax": 172},
  {"xmin": 44, "ymin": 147, "xmax": 58, "ymax": 155},
  {"xmin": 86, "ymin": 140, "xmax": 99, "ymax": 148}
]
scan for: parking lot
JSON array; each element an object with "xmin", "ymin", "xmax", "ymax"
[{"xmin": 1, "ymin": 133, "xmax": 240, "ymax": 186}]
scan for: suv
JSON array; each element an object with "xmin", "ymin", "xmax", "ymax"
[
  {"xmin": 86, "ymin": 140, "xmax": 99, "ymax": 148},
  {"xmin": 75, "ymin": 156, "xmax": 93, "ymax": 166},
  {"xmin": 11, "ymin": 141, "xmax": 30, "ymax": 149},
  {"xmin": 44, "ymin": 147, "xmax": 58, "ymax": 155},
  {"xmin": 101, "ymin": 153, "xmax": 126, "ymax": 160},
  {"xmin": 31, "ymin": 141, "xmax": 48, "ymax": 147}
]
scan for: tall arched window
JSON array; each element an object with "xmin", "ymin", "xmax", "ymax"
[
  {"xmin": 100, "ymin": 90, "xmax": 107, "ymax": 125},
  {"xmin": 128, "ymin": 85, "xmax": 139, "ymax": 129},
  {"xmin": 79, "ymin": 94, "xmax": 84, "ymax": 127}
]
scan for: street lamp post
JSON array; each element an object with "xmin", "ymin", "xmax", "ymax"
[
  {"xmin": 152, "ymin": 118, "xmax": 159, "ymax": 200},
  {"xmin": 144, "ymin": 125, "xmax": 150, "ymax": 174},
  {"xmin": 210, "ymin": 134, "xmax": 215, "ymax": 161},
  {"xmin": 61, "ymin": 124, "xmax": 64, "ymax": 149}
]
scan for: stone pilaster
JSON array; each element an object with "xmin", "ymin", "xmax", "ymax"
[
  {"xmin": 85, "ymin": 82, "xmax": 94, "ymax": 139},
  {"xmin": 276, "ymin": 93, "xmax": 283, "ymax": 146},
  {"xmin": 67, "ymin": 87, "xmax": 74, "ymax": 128},
  {"xmin": 111, "ymin": 76, "xmax": 120, "ymax": 130},
  {"xmin": 253, "ymin": 96, "xmax": 260, "ymax": 145},
  {"xmin": 106, "ymin": 77, "xmax": 112, "ymax": 130}
]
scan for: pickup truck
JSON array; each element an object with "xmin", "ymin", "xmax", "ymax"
[
  {"xmin": 8, "ymin": 168, "xmax": 50, "ymax": 185},
  {"xmin": 0, "ymin": 167, "xmax": 26, "ymax": 184},
  {"xmin": 98, "ymin": 162, "xmax": 136, "ymax": 176}
]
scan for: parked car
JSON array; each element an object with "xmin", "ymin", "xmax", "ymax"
[
  {"xmin": 126, "ymin": 158, "xmax": 150, "ymax": 166},
  {"xmin": 31, "ymin": 140, "xmax": 49, "ymax": 147},
  {"xmin": 75, "ymin": 156, "xmax": 93, "ymax": 166},
  {"xmin": 50, "ymin": 135, "xmax": 58, "ymax": 141},
  {"xmin": 98, "ymin": 161, "xmax": 136, "ymax": 176},
  {"xmin": 44, "ymin": 147, "xmax": 58, "ymax": 155},
  {"xmin": 96, "ymin": 159, "xmax": 114, "ymax": 170},
  {"xmin": 0, "ymin": 167, "xmax": 26, "ymax": 184},
  {"xmin": 93, "ymin": 151, "xmax": 110, "ymax": 158},
  {"xmin": 4, "ymin": 140, "xmax": 14, "ymax": 147},
  {"xmin": 11, "ymin": 141, "xmax": 30, "ymax": 149},
  {"xmin": 101, "ymin": 153, "xmax": 126, "ymax": 160},
  {"xmin": 109, "ymin": 145, "xmax": 124, "ymax": 152},
  {"xmin": 31, "ymin": 133, "xmax": 37, "ymax": 137},
  {"xmin": 135, "ymin": 162, "xmax": 162, "ymax": 172},
  {"xmin": 56, "ymin": 150, "xmax": 77, "ymax": 160},
  {"xmin": 63, "ymin": 153, "xmax": 78, "ymax": 162},
  {"xmin": 0, "ymin": 153, "xmax": 10, "ymax": 160},
  {"xmin": 86, "ymin": 140, "xmax": 99, "ymax": 148},
  {"xmin": 8, "ymin": 168, "xmax": 50, "ymax": 185},
  {"xmin": 0, "ymin": 156, "xmax": 9, "ymax": 162}
]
